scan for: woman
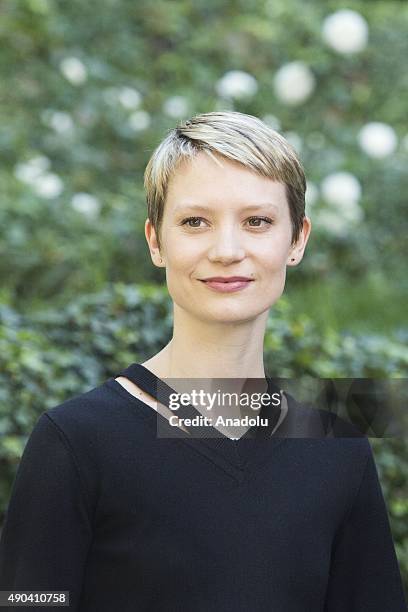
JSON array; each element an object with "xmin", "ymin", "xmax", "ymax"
[{"xmin": 0, "ymin": 111, "xmax": 406, "ymax": 611}]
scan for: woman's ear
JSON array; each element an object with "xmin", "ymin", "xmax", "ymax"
[
  {"xmin": 287, "ymin": 215, "xmax": 312, "ymax": 266},
  {"xmin": 145, "ymin": 218, "xmax": 165, "ymax": 267}
]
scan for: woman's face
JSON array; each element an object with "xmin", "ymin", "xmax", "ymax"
[{"xmin": 146, "ymin": 151, "xmax": 311, "ymax": 324}]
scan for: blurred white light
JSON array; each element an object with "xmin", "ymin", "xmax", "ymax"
[
  {"xmin": 163, "ymin": 95, "xmax": 189, "ymax": 118},
  {"xmin": 322, "ymin": 9, "xmax": 369, "ymax": 54},
  {"xmin": 283, "ymin": 131, "xmax": 302, "ymax": 154},
  {"xmin": 14, "ymin": 156, "xmax": 51, "ymax": 184},
  {"xmin": 315, "ymin": 210, "xmax": 350, "ymax": 238},
  {"xmin": 71, "ymin": 193, "xmax": 101, "ymax": 218},
  {"xmin": 59, "ymin": 57, "xmax": 87, "ymax": 85},
  {"xmin": 273, "ymin": 61, "xmax": 316, "ymax": 106},
  {"xmin": 32, "ymin": 173, "xmax": 64, "ymax": 198},
  {"xmin": 117, "ymin": 87, "xmax": 142, "ymax": 109},
  {"xmin": 357, "ymin": 122, "xmax": 398, "ymax": 158},
  {"xmin": 305, "ymin": 181, "xmax": 319, "ymax": 210},
  {"xmin": 47, "ymin": 111, "xmax": 74, "ymax": 133},
  {"xmin": 215, "ymin": 70, "xmax": 258, "ymax": 99},
  {"xmin": 128, "ymin": 110, "xmax": 151, "ymax": 131},
  {"xmin": 340, "ymin": 199, "xmax": 364, "ymax": 222},
  {"xmin": 320, "ymin": 171, "xmax": 362, "ymax": 207}
]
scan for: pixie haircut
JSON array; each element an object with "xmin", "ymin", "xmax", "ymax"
[{"xmin": 144, "ymin": 111, "xmax": 306, "ymax": 252}]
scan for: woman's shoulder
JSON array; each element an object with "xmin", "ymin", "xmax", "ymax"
[
  {"xmin": 280, "ymin": 389, "xmax": 372, "ymax": 465},
  {"xmin": 282, "ymin": 388, "xmax": 368, "ymax": 438},
  {"xmin": 41, "ymin": 377, "xmax": 138, "ymax": 446}
]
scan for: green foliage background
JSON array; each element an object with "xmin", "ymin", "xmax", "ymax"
[{"xmin": 0, "ymin": 0, "xmax": 407, "ymax": 596}]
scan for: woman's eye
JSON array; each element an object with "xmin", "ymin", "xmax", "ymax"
[
  {"xmin": 247, "ymin": 216, "xmax": 273, "ymax": 227},
  {"xmin": 180, "ymin": 216, "xmax": 273, "ymax": 228},
  {"xmin": 181, "ymin": 216, "xmax": 205, "ymax": 227}
]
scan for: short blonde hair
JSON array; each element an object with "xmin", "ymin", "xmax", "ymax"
[{"xmin": 144, "ymin": 111, "xmax": 306, "ymax": 252}]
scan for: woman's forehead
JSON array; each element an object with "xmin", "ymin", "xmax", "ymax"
[{"xmin": 166, "ymin": 153, "xmax": 287, "ymax": 208}]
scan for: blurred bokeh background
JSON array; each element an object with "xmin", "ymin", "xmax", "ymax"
[{"xmin": 0, "ymin": 0, "xmax": 407, "ymax": 593}]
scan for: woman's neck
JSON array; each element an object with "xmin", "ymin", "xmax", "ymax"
[{"xmin": 142, "ymin": 307, "xmax": 269, "ymax": 379}]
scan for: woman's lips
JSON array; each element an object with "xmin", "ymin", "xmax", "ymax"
[{"xmin": 200, "ymin": 279, "xmax": 253, "ymax": 293}]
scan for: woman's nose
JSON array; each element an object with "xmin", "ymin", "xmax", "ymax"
[{"xmin": 207, "ymin": 227, "xmax": 246, "ymax": 263}]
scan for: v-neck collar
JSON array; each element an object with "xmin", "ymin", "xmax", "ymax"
[{"xmin": 107, "ymin": 362, "xmax": 287, "ymax": 481}]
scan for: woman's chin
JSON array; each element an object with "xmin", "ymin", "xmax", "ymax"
[{"xmin": 192, "ymin": 305, "xmax": 268, "ymax": 325}]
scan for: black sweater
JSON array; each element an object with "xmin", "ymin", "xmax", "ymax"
[{"xmin": 0, "ymin": 363, "xmax": 406, "ymax": 611}]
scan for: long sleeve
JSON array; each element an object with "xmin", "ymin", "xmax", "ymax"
[
  {"xmin": 0, "ymin": 413, "xmax": 93, "ymax": 611},
  {"xmin": 324, "ymin": 442, "xmax": 407, "ymax": 611}
]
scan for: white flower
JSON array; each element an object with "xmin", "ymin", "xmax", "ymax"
[
  {"xmin": 59, "ymin": 57, "xmax": 87, "ymax": 85},
  {"xmin": 357, "ymin": 122, "xmax": 398, "ymax": 158},
  {"xmin": 305, "ymin": 181, "xmax": 319, "ymax": 210},
  {"xmin": 42, "ymin": 110, "xmax": 74, "ymax": 133},
  {"xmin": 102, "ymin": 86, "xmax": 142, "ymax": 110},
  {"xmin": 71, "ymin": 193, "xmax": 101, "ymax": 218},
  {"xmin": 163, "ymin": 95, "xmax": 189, "ymax": 118},
  {"xmin": 14, "ymin": 156, "xmax": 51, "ymax": 184},
  {"xmin": 273, "ymin": 61, "xmax": 316, "ymax": 106},
  {"xmin": 262, "ymin": 114, "xmax": 281, "ymax": 130},
  {"xmin": 320, "ymin": 171, "xmax": 362, "ymax": 207},
  {"xmin": 283, "ymin": 131, "xmax": 302, "ymax": 154},
  {"xmin": 117, "ymin": 87, "xmax": 142, "ymax": 109},
  {"xmin": 318, "ymin": 171, "xmax": 364, "ymax": 235},
  {"xmin": 313, "ymin": 172, "xmax": 364, "ymax": 236},
  {"xmin": 32, "ymin": 173, "xmax": 64, "ymax": 198},
  {"xmin": 340, "ymin": 198, "xmax": 364, "ymax": 222},
  {"xmin": 215, "ymin": 70, "xmax": 258, "ymax": 99},
  {"xmin": 15, "ymin": 156, "xmax": 64, "ymax": 199},
  {"xmin": 322, "ymin": 9, "xmax": 369, "ymax": 54},
  {"xmin": 315, "ymin": 210, "xmax": 350, "ymax": 238},
  {"xmin": 128, "ymin": 110, "xmax": 151, "ymax": 131}
]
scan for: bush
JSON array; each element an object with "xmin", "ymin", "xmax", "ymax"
[{"xmin": 0, "ymin": 283, "xmax": 407, "ymax": 590}]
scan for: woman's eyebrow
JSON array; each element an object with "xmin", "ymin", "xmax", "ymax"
[{"xmin": 173, "ymin": 203, "xmax": 280, "ymax": 213}]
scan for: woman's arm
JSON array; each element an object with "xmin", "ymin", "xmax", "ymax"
[
  {"xmin": 0, "ymin": 413, "xmax": 93, "ymax": 610},
  {"xmin": 324, "ymin": 441, "xmax": 407, "ymax": 611}
]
